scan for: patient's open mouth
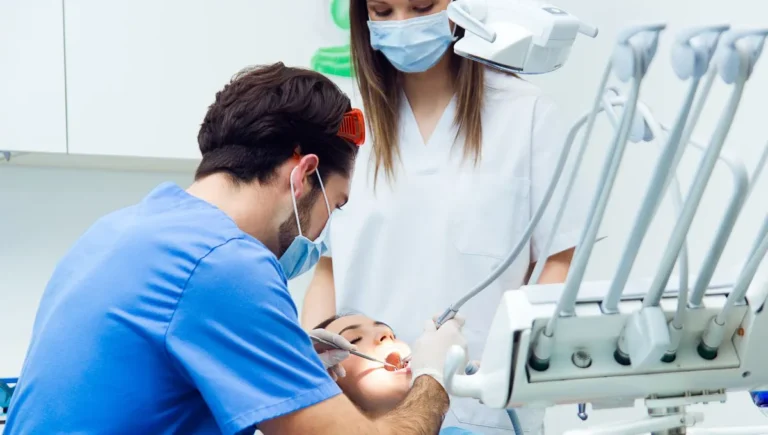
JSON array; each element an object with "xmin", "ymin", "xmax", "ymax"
[
  {"xmin": 385, "ymin": 352, "xmax": 411, "ymax": 373},
  {"xmin": 384, "ymin": 352, "xmax": 402, "ymax": 372}
]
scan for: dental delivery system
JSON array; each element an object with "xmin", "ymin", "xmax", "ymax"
[{"xmin": 434, "ymin": 13, "xmax": 768, "ymax": 435}]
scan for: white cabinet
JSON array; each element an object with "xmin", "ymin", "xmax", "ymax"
[
  {"xmin": 64, "ymin": 0, "xmax": 356, "ymax": 160},
  {"xmin": 0, "ymin": 0, "xmax": 67, "ymax": 154}
]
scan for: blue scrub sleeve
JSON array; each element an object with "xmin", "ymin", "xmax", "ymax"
[{"xmin": 165, "ymin": 238, "xmax": 342, "ymax": 435}]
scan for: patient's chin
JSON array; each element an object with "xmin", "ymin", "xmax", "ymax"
[{"xmin": 344, "ymin": 372, "xmax": 411, "ymax": 414}]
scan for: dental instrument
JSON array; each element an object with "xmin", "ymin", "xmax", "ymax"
[
  {"xmin": 601, "ymin": 26, "xmax": 729, "ymax": 317},
  {"xmin": 532, "ymin": 23, "xmax": 667, "ymax": 370},
  {"xmin": 578, "ymin": 92, "xmax": 747, "ymax": 363},
  {"xmin": 688, "ymin": 139, "xmax": 768, "ymax": 309},
  {"xmin": 438, "ymin": 25, "xmax": 768, "ymax": 435},
  {"xmin": 642, "ymin": 33, "xmax": 756, "ymax": 310},
  {"xmin": 748, "ymin": 141, "xmax": 768, "ymax": 198},
  {"xmin": 309, "ymin": 335, "xmax": 401, "ymax": 370},
  {"xmin": 526, "ymin": 87, "xmax": 653, "ymax": 287},
  {"xmin": 655, "ymin": 118, "xmax": 746, "ymax": 361},
  {"xmin": 447, "ymin": 0, "xmax": 598, "ymax": 74}
]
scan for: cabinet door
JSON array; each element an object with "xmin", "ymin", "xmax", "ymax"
[
  {"xmin": 0, "ymin": 0, "xmax": 67, "ymax": 154},
  {"xmin": 64, "ymin": 0, "xmax": 356, "ymax": 160}
]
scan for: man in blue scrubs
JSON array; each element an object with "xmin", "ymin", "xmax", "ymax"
[{"xmin": 5, "ymin": 63, "xmax": 467, "ymax": 434}]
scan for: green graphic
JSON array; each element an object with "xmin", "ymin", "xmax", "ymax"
[{"xmin": 311, "ymin": 0, "xmax": 352, "ymax": 77}]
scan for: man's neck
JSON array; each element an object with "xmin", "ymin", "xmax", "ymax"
[{"xmin": 186, "ymin": 174, "xmax": 286, "ymax": 255}]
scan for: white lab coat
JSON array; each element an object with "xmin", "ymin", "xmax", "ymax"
[{"xmin": 328, "ymin": 70, "xmax": 588, "ymax": 434}]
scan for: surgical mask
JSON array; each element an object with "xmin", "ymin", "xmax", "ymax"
[
  {"xmin": 278, "ymin": 167, "xmax": 332, "ymax": 280},
  {"xmin": 367, "ymin": 11, "xmax": 454, "ymax": 74}
]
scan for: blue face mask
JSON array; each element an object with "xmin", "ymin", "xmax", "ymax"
[
  {"xmin": 368, "ymin": 11, "xmax": 455, "ymax": 74},
  {"xmin": 278, "ymin": 168, "xmax": 332, "ymax": 280}
]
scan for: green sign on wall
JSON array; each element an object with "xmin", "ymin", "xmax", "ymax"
[{"xmin": 311, "ymin": 0, "xmax": 352, "ymax": 77}]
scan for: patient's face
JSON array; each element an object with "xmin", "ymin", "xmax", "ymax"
[{"xmin": 325, "ymin": 315, "xmax": 412, "ymax": 415}]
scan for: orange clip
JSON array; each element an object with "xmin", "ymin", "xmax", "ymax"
[{"xmin": 337, "ymin": 108, "xmax": 366, "ymax": 146}]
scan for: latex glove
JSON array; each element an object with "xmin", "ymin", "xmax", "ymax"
[
  {"xmin": 409, "ymin": 316, "xmax": 468, "ymax": 388},
  {"xmin": 309, "ymin": 329, "xmax": 357, "ymax": 380}
]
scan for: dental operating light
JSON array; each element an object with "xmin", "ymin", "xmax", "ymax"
[{"xmin": 447, "ymin": 0, "xmax": 598, "ymax": 75}]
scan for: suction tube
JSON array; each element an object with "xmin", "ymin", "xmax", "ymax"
[{"xmin": 549, "ymin": 55, "xmax": 643, "ymax": 321}]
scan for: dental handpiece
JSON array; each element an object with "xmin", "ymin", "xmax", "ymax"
[{"xmin": 310, "ymin": 335, "xmax": 400, "ymax": 370}]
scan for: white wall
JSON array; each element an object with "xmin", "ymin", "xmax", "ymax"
[{"xmin": 3, "ymin": 0, "xmax": 768, "ymax": 432}]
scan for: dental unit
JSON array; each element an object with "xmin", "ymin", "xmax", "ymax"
[{"xmin": 432, "ymin": 5, "xmax": 768, "ymax": 433}]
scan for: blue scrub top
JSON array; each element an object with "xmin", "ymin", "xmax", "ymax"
[{"xmin": 5, "ymin": 183, "xmax": 340, "ymax": 435}]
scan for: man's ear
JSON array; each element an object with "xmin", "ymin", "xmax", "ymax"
[{"xmin": 290, "ymin": 154, "xmax": 320, "ymax": 199}]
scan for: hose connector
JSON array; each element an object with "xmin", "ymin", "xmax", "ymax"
[
  {"xmin": 529, "ymin": 329, "xmax": 554, "ymax": 371},
  {"xmin": 698, "ymin": 316, "xmax": 726, "ymax": 360},
  {"xmin": 435, "ymin": 307, "xmax": 458, "ymax": 328}
]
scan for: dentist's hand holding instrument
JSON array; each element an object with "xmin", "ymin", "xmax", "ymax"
[
  {"xmin": 310, "ymin": 316, "xmax": 469, "ymax": 385},
  {"xmin": 309, "ymin": 329, "xmax": 361, "ymax": 380},
  {"xmin": 309, "ymin": 329, "xmax": 402, "ymax": 379}
]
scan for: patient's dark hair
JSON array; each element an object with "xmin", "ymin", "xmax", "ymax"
[{"xmin": 313, "ymin": 312, "xmax": 356, "ymax": 330}]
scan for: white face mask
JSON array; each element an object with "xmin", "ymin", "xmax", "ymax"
[
  {"xmin": 367, "ymin": 11, "xmax": 455, "ymax": 73},
  {"xmin": 278, "ymin": 167, "xmax": 332, "ymax": 280}
]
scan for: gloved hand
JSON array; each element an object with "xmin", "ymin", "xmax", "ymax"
[
  {"xmin": 309, "ymin": 329, "xmax": 357, "ymax": 381},
  {"xmin": 408, "ymin": 316, "xmax": 468, "ymax": 388}
]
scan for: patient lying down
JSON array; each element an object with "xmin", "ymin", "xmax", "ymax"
[
  {"xmin": 315, "ymin": 314, "xmax": 525, "ymax": 435},
  {"xmin": 315, "ymin": 314, "xmax": 505, "ymax": 435},
  {"xmin": 313, "ymin": 314, "xmax": 413, "ymax": 417}
]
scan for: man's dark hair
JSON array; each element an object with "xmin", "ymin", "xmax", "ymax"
[{"xmin": 196, "ymin": 62, "xmax": 358, "ymax": 185}]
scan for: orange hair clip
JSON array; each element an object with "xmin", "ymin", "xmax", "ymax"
[{"xmin": 337, "ymin": 108, "xmax": 366, "ymax": 146}]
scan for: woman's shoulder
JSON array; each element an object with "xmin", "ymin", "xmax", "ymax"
[
  {"xmin": 483, "ymin": 68, "xmax": 556, "ymax": 108},
  {"xmin": 483, "ymin": 68, "xmax": 541, "ymax": 97},
  {"xmin": 482, "ymin": 68, "xmax": 559, "ymax": 126}
]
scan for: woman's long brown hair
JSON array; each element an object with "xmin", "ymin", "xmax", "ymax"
[{"xmin": 349, "ymin": 1, "xmax": 486, "ymax": 185}]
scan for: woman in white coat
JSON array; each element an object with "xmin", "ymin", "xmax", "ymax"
[{"xmin": 303, "ymin": 0, "xmax": 588, "ymax": 433}]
